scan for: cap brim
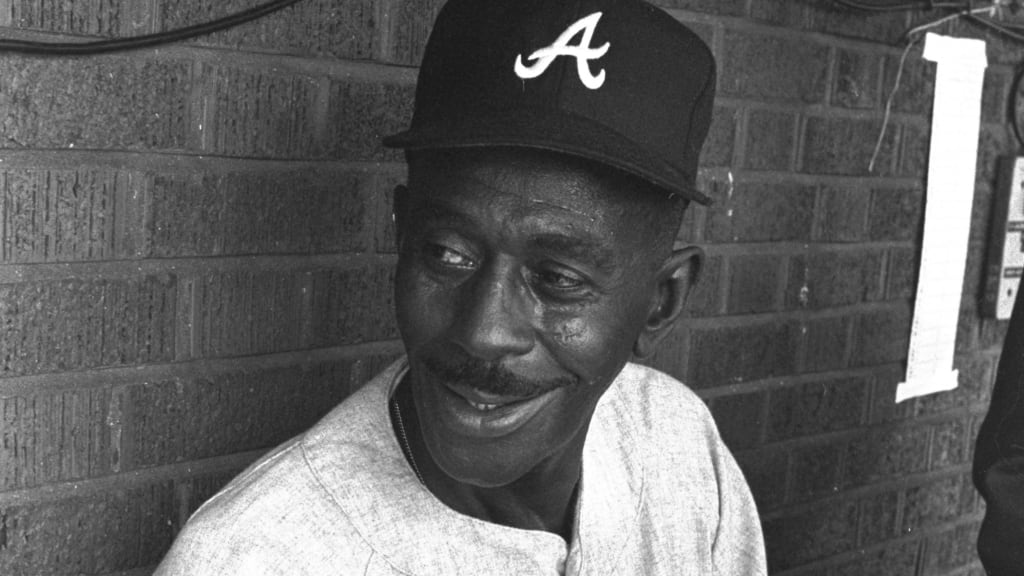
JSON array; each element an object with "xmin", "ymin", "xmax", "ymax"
[{"xmin": 382, "ymin": 108, "xmax": 711, "ymax": 206}]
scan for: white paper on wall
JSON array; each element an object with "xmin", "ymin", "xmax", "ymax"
[{"xmin": 897, "ymin": 33, "xmax": 988, "ymax": 403}]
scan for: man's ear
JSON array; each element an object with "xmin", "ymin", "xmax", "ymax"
[
  {"xmin": 392, "ymin": 184, "xmax": 410, "ymax": 251},
  {"xmin": 632, "ymin": 245, "xmax": 703, "ymax": 359}
]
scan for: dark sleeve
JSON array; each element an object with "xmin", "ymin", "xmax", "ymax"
[{"xmin": 973, "ymin": 289, "xmax": 1024, "ymax": 575}]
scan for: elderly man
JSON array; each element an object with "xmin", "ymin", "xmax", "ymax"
[{"xmin": 155, "ymin": 0, "xmax": 766, "ymax": 573}]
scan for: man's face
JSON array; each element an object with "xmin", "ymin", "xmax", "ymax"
[{"xmin": 394, "ymin": 149, "xmax": 671, "ymax": 487}]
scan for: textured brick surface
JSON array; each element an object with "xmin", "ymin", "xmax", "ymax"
[
  {"xmin": 128, "ymin": 361, "xmax": 353, "ymax": 468},
  {"xmin": 869, "ymin": 187, "xmax": 923, "ymax": 242},
  {"xmin": 734, "ymin": 448, "xmax": 787, "ymax": 511},
  {"xmin": 751, "ymin": 2, "xmax": 908, "ymax": 43},
  {"xmin": 307, "ymin": 264, "xmax": 398, "ymax": 347},
  {"xmin": 701, "ymin": 106, "xmax": 738, "ymax": 167},
  {"xmin": 326, "ymin": 80, "xmax": 415, "ymax": 161},
  {"xmin": 0, "ymin": 277, "xmax": 176, "ymax": 376},
  {"xmin": 0, "ymin": 483, "xmax": 175, "ymax": 574},
  {"xmin": 148, "ymin": 169, "xmax": 367, "ymax": 257},
  {"xmin": 1, "ymin": 169, "xmax": 144, "ymax": 263},
  {"xmin": 0, "ymin": 56, "xmax": 192, "ymax": 150},
  {"xmin": 689, "ymin": 321, "xmax": 799, "ymax": 386},
  {"xmin": 706, "ymin": 181, "xmax": 816, "ymax": 243},
  {"xmin": 886, "ymin": 247, "xmax": 918, "ymax": 300},
  {"xmin": 206, "ymin": 65, "xmax": 321, "ymax": 158},
  {"xmin": 763, "ymin": 499, "xmax": 859, "ymax": 571},
  {"xmin": 720, "ymin": 30, "xmax": 829, "ymax": 104},
  {"xmin": 851, "ymin": 306, "xmax": 912, "ymax": 367},
  {"xmin": 388, "ymin": 0, "xmax": 445, "ymax": 64},
  {"xmin": 901, "ymin": 475, "xmax": 964, "ymax": 533},
  {"xmin": 684, "ymin": 253, "xmax": 722, "ymax": 317},
  {"xmin": 1, "ymin": 388, "xmax": 116, "ymax": 490},
  {"xmin": 650, "ymin": 0, "xmax": 745, "ymax": 15},
  {"xmin": 814, "ymin": 185, "xmax": 869, "ymax": 243},
  {"xmin": 709, "ymin": 392, "xmax": 763, "ymax": 450},
  {"xmin": 8, "ymin": 0, "xmax": 133, "ymax": 36},
  {"xmin": 786, "ymin": 249, "xmax": 884, "ymax": 309},
  {"xmin": 834, "ymin": 48, "xmax": 881, "ymax": 110},
  {"xmin": 831, "ymin": 540, "xmax": 920, "ymax": 576},
  {"xmin": 766, "ymin": 377, "xmax": 868, "ymax": 441},
  {"xmin": 921, "ymin": 523, "xmax": 982, "ymax": 574},
  {"xmin": 159, "ymin": 0, "xmax": 378, "ymax": 59},
  {"xmin": 743, "ymin": 109, "xmax": 796, "ymax": 171},
  {"xmin": 858, "ymin": 490, "xmax": 900, "ymax": 546},
  {"xmin": 788, "ymin": 443, "xmax": 841, "ymax": 501},
  {"xmin": 802, "ymin": 115, "xmax": 899, "ymax": 176},
  {"xmin": 726, "ymin": 253, "xmax": 782, "ymax": 314},
  {"xmin": 800, "ymin": 315, "xmax": 850, "ymax": 373},
  {"xmin": 842, "ymin": 425, "xmax": 930, "ymax": 488}
]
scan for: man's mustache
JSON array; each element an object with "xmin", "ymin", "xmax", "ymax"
[{"xmin": 420, "ymin": 353, "xmax": 579, "ymax": 398}]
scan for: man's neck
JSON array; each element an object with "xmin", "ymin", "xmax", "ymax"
[{"xmin": 392, "ymin": 375, "xmax": 583, "ymax": 542}]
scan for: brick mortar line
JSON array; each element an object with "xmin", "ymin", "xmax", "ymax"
[
  {"xmin": 685, "ymin": 300, "xmax": 911, "ymax": 329},
  {"xmin": 0, "ymin": 149, "xmax": 407, "ymax": 174},
  {"xmin": 0, "ymin": 26, "xmax": 420, "ymax": 83},
  {"xmin": 0, "ymin": 252, "xmax": 398, "ymax": 283},
  {"xmin": 0, "ymin": 339, "xmax": 403, "ymax": 396},
  {"xmin": 667, "ymin": 8, "xmax": 916, "ymax": 54},
  {"xmin": 699, "ymin": 241, "xmax": 915, "ymax": 258},
  {"xmin": 701, "ymin": 164, "xmax": 924, "ymax": 188},
  {"xmin": 770, "ymin": 514, "xmax": 985, "ymax": 576},
  {"xmin": 0, "ymin": 449, "xmax": 265, "ymax": 506},
  {"xmin": 693, "ymin": 363, "xmax": 899, "ymax": 400},
  {"xmin": 758, "ymin": 463, "xmax": 975, "ymax": 521}
]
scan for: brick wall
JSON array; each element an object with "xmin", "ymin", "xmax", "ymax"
[{"xmin": 0, "ymin": 1, "xmax": 1009, "ymax": 575}]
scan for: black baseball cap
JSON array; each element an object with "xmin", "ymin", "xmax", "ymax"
[{"xmin": 382, "ymin": 0, "xmax": 717, "ymax": 205}]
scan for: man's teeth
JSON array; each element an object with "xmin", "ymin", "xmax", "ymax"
[{"xmin": 468, "ymin": 400, "xmax": 500, "ymax": 411}]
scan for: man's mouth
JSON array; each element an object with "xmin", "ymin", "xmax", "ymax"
[{"xmin": 448, "ymin": 383, "xmax": 536, "ymax": 412}]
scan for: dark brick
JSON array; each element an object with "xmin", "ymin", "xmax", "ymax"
[
  {"xmin": 644, "ymin": 326, "xmax": 689, "ymax": 382},
  {"xmin": 689, "ymin": 321, "xmax": 799, "ymax": 387},
  {"xmin": 842, "ymin": 425, "xmax": 930, "ymax": 488},
  {"xmin": 374, "ymin": 170, "xmax": 406, "ymax": 255},
  {"xmin": 930, "ymin": 417, "xmax": 970, "ymax": 471},
  {"xmin": 206, "ymin": 65, "xmax": 321, "ymax": 158},
  {"xmin": 0, "ymin": 276, "xmax": 176, "ymax": 376},
  {"xmin": 801, "ymin": 315, "xmax": 850, "ymax": 373},
  {"xmin": 751, "ymin": 1, "xmax": 907, "ymax": 43},
  {"xmin": 720, "ymin": 30, "xmax": 829, "ymax": 104},
  {"xmin": 970, "ymin": 184, "xmax": 994, "ymax": 245},
  {"xmin": 128, "ymin": 361, "xmax": 353, "ymax": 468},
  {"xmin": 743, "ymin": 109, "xmax": 796, "ymax": 171},
  {"xmin": 706, "ymin": 181, "xmax": 816, "ymax": 243},
  {"xmin": 886, "ymin": 247, "xmax": 918, "ymax": 300},
  {"xmin": 913, "ymin": 354, "xmax": 993, "ymax": 417},
  {"xmin": 901, "ymin": 475, "xmax": 964, "ymax": 533},
  {"xmin": 0, "ymin": 388, "xmax": 116, "ymax": 490},
  {"xmin": 726, "ymin": 253, "xmax": 782, "ymax": 314},
  {"xmin": 159, "ymin": 0, "xmax": 377, "ymax": 59},
  {"xmin": 326, "ymin": 80, "xmax": 415, "ymax": 161},
  {"xmin": 709, "ymin": 392, "xmax": 763, "ymax": 451},
  {"xmin": 701, "ymin": 106, "xmax": 738, "ymax": 167},
  {"xmin": 858, "ymin": 490, "xmax": 900, "ymax": 546},
  {"xmin": 308, "ymin": 264, "xmax": 398, "ymax": 348},
  {"xmin": 975, "ymin": 127, "xmax": 1008, "ymax": 186},
  {"xmin": 897, "ymin": 121, "xmax": 929, "ymax": 178},
  {"xmin": 766, "ymin": 377, "xmax": 868, "ymax": 441},
  {"xmin": 814, "ymin": 184, "xmax": 869, "ymax": 243},
  {"xmin": 981, "ymin": 68, "xmax": 1009, "ymax": 125},
  {"xmin": 0, "ymin": 482, "xmax": 175, "ymax": 574},
  {"xmin": 869, "ymin": 367, "xmax": 916, "ymax": 424},
  {"xmin": 763, "ymin": 499, "xmax": 859, "ymax": 571},
  {"xmin": 0, "ymin": 56, "xmax": 191, "ymax": 150},
  {"xmin": 9, "ymin": 0, "xmax": 135, "ymax": 36},
  {"xmin": 922, "ymin": 522, "xmax": 983, "ymax": 574},
  {"xmin": 684, "ymin": 253, "xmax": 722, "ymax": 317},
  {"xmin": 789, "ymin": 443, "xmax": 841, "ymax": 502},
  {"xmin": 801, "ymin": 116, "xmax": 899, "ymax": 176},
  {"xmin": 834, "ymin": 48, "xmax": 882, "ymax": 109},
  {"xmin": 884, "ymin": 44, "xmax": 934, "ymax": 115},
  {"xmin": 649, "ymin": 0, "xmax": 745, "ymax": 15},
  {"xmin": 734, "ymin": 448, "xmax": 788, "ymax": 511},
  {"xmin": 832, "ymin": 540, "xmax": 920, "ymax": 576},
  {"xmin": 786, "ymin": 249, "xmax": 884, "ymax": 310},
  {"xmin": 851, "ymin": 306, "xmax": 911, "ymax": 367},
  {"xmin": 0, "ymin": 169, "xmax": 144, "ymax": 263},
  {"xmin": 388, "ymin": 0, "xmax": 447, "ymax": 65},
  {"xmin": 869, "ymin": 187, "xmax": 923, "ymax": 242},
  {"xmin": 148, "ymin": 169, "xmax": 367, "ymax": 257},
  {"xmin": 949, "ymin": 18, "xmax": 1024, "ymax": 66}
]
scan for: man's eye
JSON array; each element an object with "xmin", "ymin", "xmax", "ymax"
[
  {"xmin": 534, "ymin": 269, "xmax": 584, "ymax": 291},
  {"xmin": 427, "ymin": 244, "xmax": 475, "ymax": 269}
]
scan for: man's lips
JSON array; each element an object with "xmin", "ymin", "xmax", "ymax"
[{"xmin": 446, "ymin": 383, "xmax": 538, "ymax": 412}]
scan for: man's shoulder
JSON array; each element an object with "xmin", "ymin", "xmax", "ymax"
[{"xmin": 609, "ymin": 362, "xmax": 714, "ymax": 426}]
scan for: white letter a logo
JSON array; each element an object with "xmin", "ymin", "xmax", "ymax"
[{"xmin": 514, "ymin": 12, "xmax": 610, "ymax": 90}]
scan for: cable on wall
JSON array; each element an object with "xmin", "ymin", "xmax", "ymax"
[{"xmin": 0, "ymin": 0, "xmax": 305, "ymax": 55}]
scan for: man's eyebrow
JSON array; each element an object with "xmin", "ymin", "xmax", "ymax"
[{"xmin": 528, "ymin": 234, "xmax": 615, "ymax": 269}]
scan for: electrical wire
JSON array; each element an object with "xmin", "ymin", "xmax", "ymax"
[
  {"xmin": 0, "ymin": 0, "xmax": 305, "ymax": 55},
  {"xmin": 869, "ymin": 37, "xmax": 920, "ymax": 172},
  {"xmin": 967, "ymin": 12, "xmax": 1024, "ymax": 41}
]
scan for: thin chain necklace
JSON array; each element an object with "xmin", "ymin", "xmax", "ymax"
[{"xmin": 390, "ymin": 395, "xmax": 426, "ymax": 485}]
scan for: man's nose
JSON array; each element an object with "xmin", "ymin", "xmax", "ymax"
[{"xmin": 451, "ymin": 261, "xmax": 535, "ymax": 361}]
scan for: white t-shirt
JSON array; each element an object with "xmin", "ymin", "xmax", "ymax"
[{"xmin": 155, "ymin": 359, "xmax": 766, "ymax": 575}]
